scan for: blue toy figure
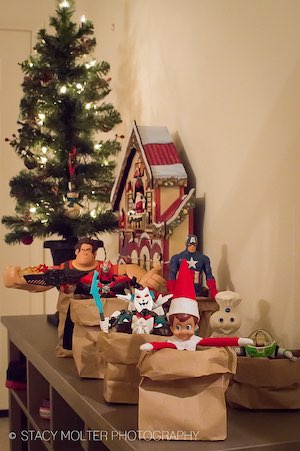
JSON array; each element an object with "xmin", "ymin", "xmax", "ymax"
[{"xmin": 167, "ymin": 234, "xmax": 217, "ymax": 299}]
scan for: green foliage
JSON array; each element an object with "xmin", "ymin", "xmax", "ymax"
[{"xmin": 2, "ymin": 0, "xmax": 122, "ymax": 244}]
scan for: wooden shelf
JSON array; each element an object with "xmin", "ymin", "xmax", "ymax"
[{"xmin": 2, "ymin": 315, "xmax": 300, "ymax": 451}]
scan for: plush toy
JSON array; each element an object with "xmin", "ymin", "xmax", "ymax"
[
  {"xmin": 209, "ymin": 291, "xmax": 242, "ymax": 337},
  {"xmin": 167, "ymin": 234, "xmax": 218, "ymax": 298},
  {"xmin": 242, "ymin": 329, "xmax": 297, "ymax": 362},
  {"xmin": 140, "ymin": 259, "xmax": 253, "ymax": 352}
]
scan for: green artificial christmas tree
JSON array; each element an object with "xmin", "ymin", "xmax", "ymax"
[{"xmin": 2, "ymin": 0, "xmax": 122, "ymax": 246}]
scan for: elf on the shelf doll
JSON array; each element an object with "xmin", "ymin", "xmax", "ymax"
[{"xmin": 140, "ymin": 259, "xmax": 253, "ymax": 352}]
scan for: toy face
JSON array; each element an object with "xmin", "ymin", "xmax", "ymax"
[
  {"xmin": 209, "ymin": 307, "xmax": 241, "ymax": 335},
  {"xmin": 133, "ymin": 287, "xmax": 154, "ymax": 312},
  {"xmin": 171, "ymin": 317, "xmax": 195, "ymax": 341},
  {"xmin": 187, "ymin": 244, "xmax": 197, "ymax": 253},
  {"xmin": 186, "ymin": 235, "xmax": 198, "ymax": 252},
  {"xmin": 254, "ymin": 330, "xmax": 267, "ymax": 347},
  {"xmin": 75, "ymin": 244, "xmax": 96, "ymax": 266}
]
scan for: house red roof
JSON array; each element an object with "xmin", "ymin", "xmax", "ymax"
[{"xmin": 143, "ymin": 143, "xmax": 181, "ymax": 166}]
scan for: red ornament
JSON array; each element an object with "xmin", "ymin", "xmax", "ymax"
[{"xmin": 21, "ymin": 235, "xmax": 33, "ymax": 245}]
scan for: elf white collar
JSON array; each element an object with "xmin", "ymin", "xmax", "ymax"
[{"xmin": 167, "ymin": 334, "xmax": 200, "ymax": 351}]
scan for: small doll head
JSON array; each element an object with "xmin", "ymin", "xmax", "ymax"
[
  {"xmin": 169, "ymin": 313, "xmax": 199, "ymax": 340},
  {"xmin": 74, "ymin": 238, "xmax": 98, "ymax": 266},
  {"xmin": 133, "ymin": 286, "xmax": 155, "ymax": 312},
  {"xmin": 185, "ymin": 234, "xmax": 198, "ymax": 253}
]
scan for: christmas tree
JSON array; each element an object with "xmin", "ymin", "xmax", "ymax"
[{"xmin": 2, "ymin": 0, "xmax": 122, "ymax": 245}]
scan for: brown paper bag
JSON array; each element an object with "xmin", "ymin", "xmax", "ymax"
[
  {"xmin": 72, "ymin": 326, "xmax": 105, "ymax": 378},
  {"xmin": 226, "ymin": 353, "xmax": 300, "ymax": 409},
  {"xmin": 70, "ymin": 298, "xmax": 128, "ymax": 378},
  {"xmin": 55, "ymin": 290, "xmax": 75, "ymax": 358},
  {"xmin": 71, "ymin": 297, "xmax": 129, "ymax": 326},
  {"xmin": 97, "ymin": 332, "xmax": 166, "ymax": 404},
  {"xmin": 137, "ymin": 347, "xmax": 237, "ymax": 440}
]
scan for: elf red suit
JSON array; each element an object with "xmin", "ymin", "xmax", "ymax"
[{"xmin": 140, "ymin": 259, "xmax": 253, "ymax": 352}]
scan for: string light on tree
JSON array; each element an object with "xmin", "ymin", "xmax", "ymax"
[
  {"xmin": 59, "ymin": 0, "xmax": 70, "ymax": 8},
  {"xmin": 2, "ymin": 0, "xmax": 122, "ymax": 245}
]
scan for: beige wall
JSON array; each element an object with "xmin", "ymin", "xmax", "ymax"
[
  {"xmin": 93, "ymin": 0, "xmax": 300, "ymax": 347},
  {"xmin": 0, "ymin": 0, "xmax": 299, "ymax": 405}
]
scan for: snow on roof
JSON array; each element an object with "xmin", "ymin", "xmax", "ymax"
[
  {"xmin": 110, "ymin": 121, "xmax": 188, "ymax": 209},
  {"xmin": 136, "ymin": 125, "xmax": 187, "ymax": 180}
]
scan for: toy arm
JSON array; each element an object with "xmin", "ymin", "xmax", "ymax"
[
  {"xmin": 197, "ymin": 337, "xmax": 253, "ymax": 347},
  {"xmin": 167, "ymin": 255, "xmax": 179, "ymax": 292},
  {"xmin": 3, "ymin": 266, "xmax": 52, "ymax": 292},
  {"xmin": 277, "ymin": 347, "xmax": 298, "ymax": 362},
  {"xmin": 117, "ymin": 264, "xmax": 167, "ymax": 293},
  {"xmin": 203, "ymin": 255, "xmax": 218, "ymax": 298},
  {"xmin": 99, "ymin": 317, "xmax": 110, "ymax": 333},
  {"xmin": 154, "ymin": 293, "xmax": 173, "ymax": 307},
  {"xmin": 139, "ymin": 267, "xmax": 167, "ymax": 293},
  {"xmin": 206, "ymin": 278, "xmax": 218, "ymax": 299},
  {"xmin": 140, "ymin": 342, "xmax": 177, "ymax": 351}
]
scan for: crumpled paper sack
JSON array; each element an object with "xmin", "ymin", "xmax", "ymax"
[{"xmin": 137, "ymin": 347, "xmax": 237, "ymax": 440}]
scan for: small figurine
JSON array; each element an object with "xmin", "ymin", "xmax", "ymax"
[
  {"xmin": 100, "ymin": 285, "xmax": 172, "ymax": 335},
  {"xmin": 3, "ymin": 238, "xmax": 168, "ymax": 295},
  {"xmin": 58, "ymin": 238, "xmax": 111, "ymax": 295},
  {"xmin": 209, "ymin": 291, "xmax": 242, "ymax": 337},
  {"xmin": 242, "ymin": 329, "xmax": 297, "ymax": 362},
  {"xmin": 167, "ymin": 234, "xmax": 218, "ymax": 298},
  {"xmin": 134, "ymin": 192, "xmax": 146, "ymax": 213},
  {"xmin": 140, "ymin": 260, "xmax": 253, "ymax": 352},
  {"xmin": 2, "ymin": 237, "xmax": 102, "ymax": 293},
  {"xmin": 94, "ymin": 261, "xmax": 131, "ymax": 297}
]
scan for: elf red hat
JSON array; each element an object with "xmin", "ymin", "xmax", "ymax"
[{"xmin": 167, "ymin": 259, "xmax": 200, "ymax": 319}]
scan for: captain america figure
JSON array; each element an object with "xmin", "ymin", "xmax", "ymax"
[{"xmin": 167, "ymin": 234, "xmax": 218, "ymax": 299}]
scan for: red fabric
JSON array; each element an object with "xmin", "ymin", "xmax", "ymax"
[
  {"xmin": 68, "ymin": 147, "xmax": 77, "ymax": 177},
  {"xmin": 143, "ymin": 143, "xmax": 181, "ymax": 166},
  {"xmin": 167, "ymin": 279, "xmax": 176, "ymax": 293},
  {"xmin": 151, "ymin": 342, "xmax": 177, "ymax": 350},
  {"xmin": 198, "ymin": 337, "xmax": 240, "ymax": 347},
  {"xmin": 172, "ymin": 259, "xmax": 196, "ymax": 301},
  {"xmin": 135, "ymin": 313, "xmax": 154, "ymax": 320},
  {"xmin": 148, "ymin": 336, "xmax": 240, "ymax": 350}
]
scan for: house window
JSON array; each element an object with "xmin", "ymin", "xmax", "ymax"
[
  {"xmin": 134, "ymin": 157, "xmax": 145, "ymax": 178},
  {"xmin": 131, "ymin": 250, "xmax": 138, "ymax": 265},
  {"xmin": 140, "ymin": 246, "xmax": 151, "ymax": 271},
  {"xmin": 127, "ymin": 192, "xmax": 134, "ymax": 213},
  {"xmin": 134, "ymin": 177, "xmax": 144, "ymax": 198},
  {"xmin": 152, "ymin": 251, "xmax": 162, "ymax": 268},
  {"xmin": 145, "ymin": 190, "xmax": 153, "ymax": 225}
]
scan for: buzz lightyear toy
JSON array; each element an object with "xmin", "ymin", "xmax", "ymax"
[{"xmin": 244, "ymin": 329, "xmax": 297, "ymax": 361}]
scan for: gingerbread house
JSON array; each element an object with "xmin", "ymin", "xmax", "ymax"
[{"xmin": 110, "ymin": 121, "xmax": 195, "ymax": 278}]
